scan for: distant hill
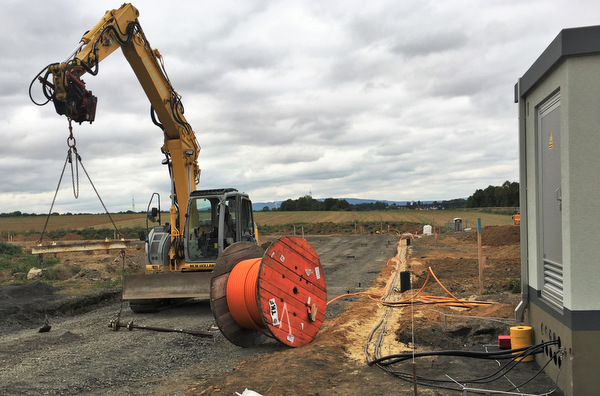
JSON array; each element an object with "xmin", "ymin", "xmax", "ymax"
[{"xmin": 252, "ymin": 198, "xmax": 434, "ymax": 211}]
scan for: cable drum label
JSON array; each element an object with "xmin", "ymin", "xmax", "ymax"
[{"xmin": 268, "ymin": 298, "xmax": 279, "ymax": 325}]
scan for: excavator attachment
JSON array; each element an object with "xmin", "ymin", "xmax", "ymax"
[{"xmin": 123, "ymin": 271, "xmax": 212, "ymax": 300}]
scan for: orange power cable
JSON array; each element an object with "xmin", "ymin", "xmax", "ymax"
[
  {"xmin": 226, "ymin": 258, "xmax": 264, "ymax": 330},
  {"xmin": 326, "ymin": 254, "xmax": 404, "ymax": 306},
  {"xmin": 326, "ymin": 235, "xmax": 493, "ymax": 308}
]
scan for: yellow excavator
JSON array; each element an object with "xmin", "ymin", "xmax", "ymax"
[{"xmin": 32, "ymin": 3, "xmax": 258, "ymax": 312}]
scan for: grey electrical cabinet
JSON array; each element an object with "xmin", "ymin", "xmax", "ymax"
[{"xmin": 515, "ymin": 25, "xmax": 600, "ymax": 396}]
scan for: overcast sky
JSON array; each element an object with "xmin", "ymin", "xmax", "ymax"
[{"xmin": 1, "ymin": 0, "xmax": 598, "ymax": 214}]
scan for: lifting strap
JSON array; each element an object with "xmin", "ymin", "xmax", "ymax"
[{"xmin": 38, "ymin": 119, "xmax": 120, "ymax": 243}]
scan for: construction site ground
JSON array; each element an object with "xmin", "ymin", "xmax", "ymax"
[{"xmin": 0, "ymin": 227, "xmax": 561, "ymax": 395}]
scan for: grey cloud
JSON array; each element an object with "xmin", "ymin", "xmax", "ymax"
[
  {"xmin": 291, "ymin": 116, "xmax": 349, "ymax": 138},
  {"xmin": 0, "ymin": 0, "xmax": 596, "ymax": 213},
  {"xmin": 391, "ymin": 29, "xmax": 468, "ymax": 58}
]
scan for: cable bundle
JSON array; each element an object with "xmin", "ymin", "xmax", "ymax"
[
  {"xmin": 367, "ymin": 340, "xmax": 563, "ymax": 394},
  {"xmin": 358, "ymin": 236, "xmax": 563, "ymax": 394}
]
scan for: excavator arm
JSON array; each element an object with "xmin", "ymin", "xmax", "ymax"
[
  {"xmin": 33, "ymin": 3, "xmax": 259, "ymax": 307},
  {"xmin": 36, "ymin": 3, "xmax": 200, "ymax": 263}
]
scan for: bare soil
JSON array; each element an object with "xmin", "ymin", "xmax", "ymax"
[{"xmin": 0, "ymin": 227, "xmax": 562, "ymax": 395}]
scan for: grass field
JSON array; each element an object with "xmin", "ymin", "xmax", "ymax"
[
  {"xmin": 254, "ymin": 209, "xmax": 512, "ymax": 228},
  {"xmin": 0, "ymin": 209, "xmax": 512, "ymax": 237},
  {"xmin": 0, "ymin": 213, "xmax": 149, "ymax": 234}
]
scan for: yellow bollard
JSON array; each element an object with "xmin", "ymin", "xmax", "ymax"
[{"xmin": 510, "ymin": 326, "xmax": 534, "ymax": 361}]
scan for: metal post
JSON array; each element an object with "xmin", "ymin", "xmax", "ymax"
[{"xmin": 477, "ymin": 218, "xmax": 483, "ymax": 293}]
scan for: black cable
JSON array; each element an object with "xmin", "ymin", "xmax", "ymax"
[
  {"xmin": 362, "ymin": 242, "xmax": 560, "ymax": 393},
  {"xmin": 505, "ymin": 348, "xmax": 563, "ymax": 391},
  {"xmin": 369, "ymin": 341, "xmax": 555, "ymax": 366},
  {"xmin": 382, "ymin": 345, "xmax": 542, "ymax": 386},
  {"xmin": 150, "ymin": 105, "xmax": 164, "ymax": 130},
  {"xmin": 76, "ymin": 55, "xmax": 99, "ymax": 76},
  {"xmin": 66, "ymin": 20, "xmax": 140, "ymax": 80},
  {"xmin": 29, "ymin": 64, "xmax": 57, "ymax": 106},
  {"xmin": 370, "ymin": 342, "xmax": 559, "ymax": 393}
]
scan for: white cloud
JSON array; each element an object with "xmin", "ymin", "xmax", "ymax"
[{"xmin": 1, "ymin": 0, "xmax": 599, "ymax": 213}]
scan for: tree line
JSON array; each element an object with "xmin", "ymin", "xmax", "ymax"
[
  {"xmin": 269, "ymin": 196, "xmax": 468, "ymax": 211},
  {"xmin": 2, "ymin": 182, "xmax": 519, "ymax": 216},
  {"xmin": 266, "ymin": 181, "xmax": 519, "ymax": 212},
  {"xmin": 465, "ymin": 181, "xmax": 519, "ymax": 208}
]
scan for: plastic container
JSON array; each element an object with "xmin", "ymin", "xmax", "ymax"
[{"xmin": 510, "ymin": 325, "xmax": 534, "ymax": 361}]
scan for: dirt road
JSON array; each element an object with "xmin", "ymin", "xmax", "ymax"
[
  {"xmin": 0, "ymin": 230, "xmax": 561, "ymax": 395},
  {"xmin": 0, "ymin": 235, "xmax": 395, "ymax": 395}
]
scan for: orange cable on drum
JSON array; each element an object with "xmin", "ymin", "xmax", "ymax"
[
  {"xmin": 226, "ymin": 258, "xmax": 263, "ymax": 330},
  {"xmin": 211, "ymin": 236, "xmax": 328, "ymax": 348}
]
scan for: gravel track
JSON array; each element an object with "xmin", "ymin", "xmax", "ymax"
[{"xmin": 0, "ymin": 235, "xmax": 397, "ymax": 395}]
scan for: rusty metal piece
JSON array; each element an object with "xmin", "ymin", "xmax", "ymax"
[
  {"xmin": 109, "ymin": 319, "xmax": 212, "ymax": 337},
  {"xmin": 309, "ymin": 303, "xmax": 318, "ymax": 322}
]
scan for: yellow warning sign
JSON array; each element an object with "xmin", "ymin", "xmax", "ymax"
[{"xmin": 549, "ymin": 131, "xmax": 554, "ymax": 150}]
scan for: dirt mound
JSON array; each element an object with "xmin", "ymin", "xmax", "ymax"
[
  {"xmin": 0, "ymin": 282, "xmax": 61, "ymax": 331},
  {"xmin": 483, "ymin": 225, "xmax": 520, "ymax": 246},
  {"xmin": 396, "ymin": 321, "xmax": 508, "ymax": 350},
  {"xmin": 0, "ymin": 282, "xmax": 119, "ymax": 332},
  {"xmin": 10, "ymin": 234, "xmax": 52, "ymax": 243},
  {"xmin": 465, "ymin": 225, "xmax": 520, "ymax": 246},
  {"xmin": 422, "ymin": 257, "xmax": 521, "ymax": 294},
  {"xmin": 59, "ymin": 233, "xmax": 83, "ymax": 240},
  {"xmin": 0, "ymin": 282, "xmax": 57, "ymax": 299}
]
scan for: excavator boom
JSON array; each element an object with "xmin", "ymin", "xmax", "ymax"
[
  {"xmin": 33, "ymin": 4, "xmax": 258, "ymax": 311},
  {"xmin": 39, "ymin": 3, "xmax": 199, "ymax": 238}
]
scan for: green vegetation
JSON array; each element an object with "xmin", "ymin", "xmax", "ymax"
[
  {"xmin": 271, "ymin": 182, "xmax": 518, "ymax": 212},
  {"xmin": 0, "ymin": 208, "xmax": 513, "ymax": 241},
  {"xmin": 254, "ymin": 209, "xmax": 513, "ymax": 232},
  {"xmin": 256, "ymin": 221, "xmax": 423, "ymax": 235},
  {"xmin": 93, "ymin": 269, "xmax": 124, "ymax": 289},
  {"xmin": 0, "ymin": 242, "xmax": 59, "ymax": 280},
  {"xmin": 508, "ymin": 278, "xmax": 521, "ymax": 294},
  {"xmin": 0, "ymin": 212, "xmax": 147, "ymax": 234},
  {"xmin": 275, "ymin": 195, "xmax": 467, "ymax": 211},
  {"xmin": 0, "ymin": 242, "xmax": 21, "ymax": 255},
  {"xmin": 45, "ymin": 226, "xmax": 145, "ymax": 240},
  {"xmin": 279, "ymin": 196, "xmax": 353, "ymax": 211},
  {"xmin": 466, "ymin": 181, "xmax": 519, "ymax": 208}
]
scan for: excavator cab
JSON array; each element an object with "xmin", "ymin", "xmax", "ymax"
[{"xmin": 185, "ymin": 188, "xmax": 257, "ymax": 265}]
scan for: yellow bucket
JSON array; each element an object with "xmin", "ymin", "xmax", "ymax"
[{"xmin": 510, "ymin": 326, "xmax": 534, "ymax": 362}]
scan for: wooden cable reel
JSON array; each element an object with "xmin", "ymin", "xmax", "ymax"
[{"xmin": 210, "ymin": 236, "xmax": 327, "ymax": 347}]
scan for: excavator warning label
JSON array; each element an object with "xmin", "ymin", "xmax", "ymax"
[{"xmin": 269, "ymin": 298, "xmax": 279, "ymax": 325}]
